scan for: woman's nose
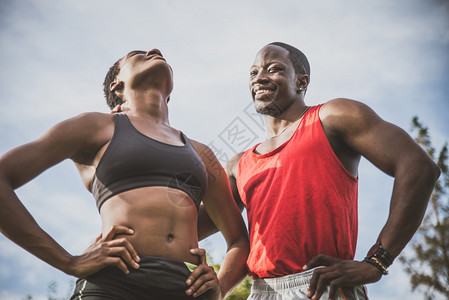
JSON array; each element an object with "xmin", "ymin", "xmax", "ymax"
[{"xmin": 146, "ymin": 49, "xmax": 162, "ymax": 57}]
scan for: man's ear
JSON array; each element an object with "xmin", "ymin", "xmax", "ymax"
[
  {"xmin": 295, "ymin": 74, "xmax": 309, "ymax": 92},
  {"xmin": 110, "ymin": 81, "xmax": 124, "ymax": 92}
]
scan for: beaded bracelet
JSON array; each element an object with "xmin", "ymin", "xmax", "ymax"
[{"xmin": 363, "ymin": 256, "xmax": 389, "ymax": 275}]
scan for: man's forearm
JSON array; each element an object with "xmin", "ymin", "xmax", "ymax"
[{"xmin": 376, "ymin": 159, "xmax": 440, "ymax": 258}]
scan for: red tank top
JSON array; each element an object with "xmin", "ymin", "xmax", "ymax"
[{"xmin": 237, "ymin": 105, "xmax": 358, "ymax": 278}]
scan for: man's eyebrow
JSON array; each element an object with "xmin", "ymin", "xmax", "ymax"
[{"xmin": 250, "ymin": 61, "xmax": 283, "ymax": 69}]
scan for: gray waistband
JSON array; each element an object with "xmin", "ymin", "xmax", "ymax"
[
  {"xmin": 251, "ymin": 267, "xmax": 368, "ymax": 300},
  {"xmin": 252, "ymin": 268, "xmax": 321, "ymax": 292}
]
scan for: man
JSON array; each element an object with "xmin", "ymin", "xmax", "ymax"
[{"xmin": 198, "ymin": 42, "xmax": 440, "ymax": 300}]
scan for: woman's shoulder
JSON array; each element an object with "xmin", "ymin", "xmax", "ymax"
[
  {"xmin": 71, "ymin": 111, "xmax": 114, "ymax": 125},
  {"xmin": 188, "ymin": 139, "xmax": 213, "ymax": 162},
  {"xmin": 50, "ymin": 112, "xmax": 115, "ymax": 162},
  {"xmin": 57, "ymin": 112, "xmax": 114, "ymax": 136}
]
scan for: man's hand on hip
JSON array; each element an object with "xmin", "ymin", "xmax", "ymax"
[{"xmin": 304, "ymin": 254, "xmax": 382, "ymax": 300}]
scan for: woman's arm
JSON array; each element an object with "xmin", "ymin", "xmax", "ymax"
[
  {"xmin": 197, "ymin": 152, "xmax": 245, "ymax": 241},
  {"xmin": 190, "ymin": 141, "xmax": 250, "ymax": 299},
  {"xmin": 0, "ymin": 113, "xmax": 139, "ymax": 277}
]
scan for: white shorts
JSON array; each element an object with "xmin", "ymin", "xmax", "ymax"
[{"xmin": 248, "ymin": 268, "xmax": 368, "ymax": 300}]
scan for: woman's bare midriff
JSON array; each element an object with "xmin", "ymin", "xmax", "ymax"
[{"xmin": 99, "ymin": 186, "xmax": 200, "ymax": 265}]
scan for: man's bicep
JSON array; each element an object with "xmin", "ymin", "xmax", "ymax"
[
  {"xmin": 344, "ymin": 109, "xmax": 424, "ymax": 177},
  {"xmin": 225, "ymin": 152, "xmax": 245, "ymax": 212},
  {"xmin": 228, "ymin": 174, "xmax": 244, "ymax": 212}
]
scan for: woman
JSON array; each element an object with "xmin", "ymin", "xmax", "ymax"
[{"xmin": 0, "ymin": 49, "xmax": 249, "ymax": 299}]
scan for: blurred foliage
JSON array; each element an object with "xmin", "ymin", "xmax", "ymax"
[
  {"xmin": 206, "ymin": 252, "xmax": 252, "ymax": 299},
  {"xmin": 22, "ymin": 279, "xmax": 74, "ymax": 300},
  {"xmin": 225, "ymin": 275, "xmax": 252, "ymax": 300},
  {"xmin": 399, "ymin": 116, "xmax": 449, "ymax": 299}
]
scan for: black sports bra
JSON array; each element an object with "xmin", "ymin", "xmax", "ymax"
[{"xmin": 90, "ymin": 114, "xmax": 208, "ymax": 212}]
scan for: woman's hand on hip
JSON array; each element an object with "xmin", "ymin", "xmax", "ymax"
[
  {"xmin": 69, "ymin": 225, "xmax": 140, "ymax": 278},
  {"xmin": 185, "ymin": 248, "xmax": 222, "ymax": 299}
]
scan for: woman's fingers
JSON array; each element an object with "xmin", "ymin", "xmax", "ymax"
[
  {"xmin": 81, "ymin": 225, "xmax": 140, "ymax": 276},
  {"xmin": 190, "ymin": 248, "xmax": 207, "ymax": 265},
  {"xmin": 102, "ymin": 225, "xmax": 135, "ymax": 242},
  {"xmin": 186, "ymin": 248, "xmax": 220, "ymax": 298},
  {"xmin": 105, "ymin": 239, "xmax": 140, "ymax": 268}
]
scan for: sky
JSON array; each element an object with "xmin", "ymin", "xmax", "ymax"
[{"xmin": 0, "ymin": 0, "xmax": 448, "ymax": 299}]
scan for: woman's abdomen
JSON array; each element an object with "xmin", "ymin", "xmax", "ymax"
[{"xmin": 99, "ymin": 186, "xmax": 200, "ymax": 264}]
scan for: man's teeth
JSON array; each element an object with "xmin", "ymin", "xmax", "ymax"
[{"xmin": 256, "ymin": 89, "xmax": 271, "ymax": 94}]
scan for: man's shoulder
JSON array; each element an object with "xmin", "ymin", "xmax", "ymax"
[
  {"xmin": 319, "ymin": 98, "xmax": 383, "ymax": 148},
  {"xmin": 320, "ymin": 98, "xmax": 376, "ymax": 126},
  {"xmin": 321, "ymin": 98, "xmax": 367, "ymax": 115},
  {"xmin": 225, "ymin": 152, "xmax": 245, "ymax": 178}
]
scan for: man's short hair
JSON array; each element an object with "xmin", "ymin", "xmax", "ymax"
[
  {"xmin": 269, "ymin": 42, "xmax": 310, "ymax": 78},
  {"xmin": 103, "ymin": 58, "xmax": 123, "ymax": 109}
]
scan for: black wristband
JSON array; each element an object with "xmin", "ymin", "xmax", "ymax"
[{"xmin": 366, "ymin": 242, "xmax": 394, "ymax": 268}]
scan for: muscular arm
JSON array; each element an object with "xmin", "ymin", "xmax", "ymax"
[
  {"xmin": 0, "ymin": 113, "xmax": 138, "ymax": 277},
  {"xmin": 191, "ymin": 143, "xmax": 249, "ymax": 298},
  {"xmin": 0, "ymin": 114, "xmax": 95, "ymax": 273},
  {"xmin": 197, "ymin": 152, "xmax": 244, "ymax": 240},
  {"xmin": 321, "ymin": 99, "xmax": 439, "ymax": 256},
  {"xmin": 306, "ymin": 99, "xmax": 440, "ymax": 299}
]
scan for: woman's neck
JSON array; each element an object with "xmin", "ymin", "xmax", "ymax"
[{"xmin": 124, "ymin": 90, "xmax": 170, "ymax": 124}]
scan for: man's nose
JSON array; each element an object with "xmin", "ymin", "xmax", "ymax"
[{"xmin": 253, "ymin": 70, "xmax": 269, "ymax": 83}]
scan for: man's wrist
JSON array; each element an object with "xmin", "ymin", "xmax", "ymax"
[
  {"xmin": 363, "ymin": 256, "xmax": 388, "ymax": 275},
  {"xmin": 364, "ymin": 241, "xmax": 395, "ymax": 275}
]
